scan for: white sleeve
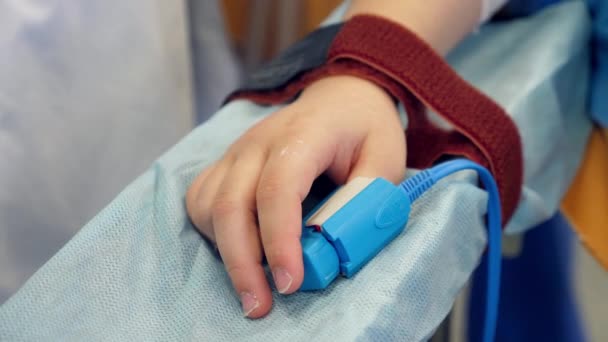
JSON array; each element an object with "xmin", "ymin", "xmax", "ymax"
[{"xmin": 480, "ymin": 0, "xmax": 510, "ymax": 22}]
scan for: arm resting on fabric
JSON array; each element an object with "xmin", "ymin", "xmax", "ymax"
[{"xmin": 0, "ymin": 2, "xmax": 591, "ymax": 341}]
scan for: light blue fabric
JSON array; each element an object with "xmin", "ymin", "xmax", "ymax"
[
  {"xmin": 0, "ymin": 0, "xmax": 240, "ymax": 302},
  {"xmin": 0, "ymin": 2, "xmax": 592, "ymax": 341}
]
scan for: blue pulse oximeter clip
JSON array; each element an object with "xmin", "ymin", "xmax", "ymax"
[
  {"xmin": 300, "ymin": 177, "xmax": 411, "ymax": 291},
  {"xmin": 299, "ymin": 160, "xmax": 503, "ymax": 342}
]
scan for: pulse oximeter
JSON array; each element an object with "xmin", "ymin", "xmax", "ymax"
[{"xmin": 300, "ymin": 177, "xmax": 411, "ymax": 291}]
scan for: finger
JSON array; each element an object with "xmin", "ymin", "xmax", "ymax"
[
  {"xmin": 212, "ymin": 149, "xmax": 272, "ymax": 318},
  {"xmin": 348, "ymin": 130, "xmax": 406, "ymax": 184},
  {"xmin": 256, "ymin": 134, "xmax": 334, "ymax": 294},
  {"xmin": 186, "ymin": 165, "xmax": 214, "ymax": 231},
  {"xmin": 186, "ymin": 163, "xmax": 228, "ymax": 242}
]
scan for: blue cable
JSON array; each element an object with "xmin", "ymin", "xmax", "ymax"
[{"xmin": 400, "ymin": 159, "xmax": 502, "ymax": 342}]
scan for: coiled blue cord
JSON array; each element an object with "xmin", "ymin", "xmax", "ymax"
[{"xmin": 400, "ymin": 159, "xmax": 502, "ymax": 342}]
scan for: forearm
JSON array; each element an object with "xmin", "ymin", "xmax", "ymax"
[{"xmin": 344, "ymin": 0, "xmax": 483, "ymax": 55}]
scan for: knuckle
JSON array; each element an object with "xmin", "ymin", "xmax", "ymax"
[
  {"xmin": 185, "ymin": 184, "xmax": 199, "ymax": 215},
  {"xmin": 199, "ymin": 225, "xmax": 216, "ymax": 244},
  {"xmin": 225, "ymin": 262, "xmax": 245, "ymax": 275},
  {"xmin": 271, "ymin": 132, "xmax": 317, "ymax": 164},
  {"xmin": 225, "ymin": 138, "xmax": 270, "ymax": 167},
  {"xmin": 256, "ymin": 177, "xmax": 284, "ymax": 203},
  {"xmin": 225, "ymin": 261, "xmax": 255, "ymax": 280},
  {"xmin": 185, "ymin": 170, "xmax": 209, "ymax": 210},
  {"xmin": 262, "ymin": 243, "xmax": 284, "ymax": 263},
  {"xmin": 188, "ymin": 206, "xmax": 215, "ymax": 242},
  {"xmin": 185, "ymin": 182, "xmax": 209, "ymax": 231},
  {"xmin": 211, "ymin": 195, "xmax": 240, "ymax": 218},
  {"xmin": 187, "ymin": 196, "xmax": 215, "ymax": 241}
]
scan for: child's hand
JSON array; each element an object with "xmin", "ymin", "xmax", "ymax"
[{"xmin": 186, "ymin": 75, "xmax": 406, "ymax": 318}]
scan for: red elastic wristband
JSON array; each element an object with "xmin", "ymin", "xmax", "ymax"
[{"xmin": 229, "ymin": 15, "xmax": 523, "ymax": 224}]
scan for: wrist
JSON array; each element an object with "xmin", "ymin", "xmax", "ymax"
[
  {"xmin": 298, "ymin": 75, "xmax": 398, "ymax": 116},
  {"xmin": 344, "ymin": 0, "xmax": 481, "ymax": 55}
]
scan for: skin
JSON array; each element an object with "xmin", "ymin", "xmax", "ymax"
[{"xmin": 186, "ymin": 0, "xmax": 482, "ymax": 318}]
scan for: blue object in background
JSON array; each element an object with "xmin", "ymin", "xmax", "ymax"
[
  {"xmin": 499, "ymin": 0, "xmax": 608, "ymax": 126},
  {"xmin": 468, "ymin": 213, "xmax": 587, "ymax": 342},
  {"xmin": 587, "ymin": 0, "xmax": 608, "ymax": 127},
  {"xmin": 499, "ymin": 0, "xmax": 562, "ymax": 17}
]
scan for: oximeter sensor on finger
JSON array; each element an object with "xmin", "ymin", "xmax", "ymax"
[
  {"xmin": 298, "ymin": 160, "xmax": 504, "ymax": 342},
  {"xmin": 300, "ymin": 177, "xmax": 410, "ymax": 291}
]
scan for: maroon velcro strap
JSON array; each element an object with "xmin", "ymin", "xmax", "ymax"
[{"xmin": 229, "ymin": 15, "xmax": 523, "ymax": 225}]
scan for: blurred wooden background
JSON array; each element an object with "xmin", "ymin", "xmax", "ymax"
[{"xmin": 220, "ymin": 0, "xmax": 342, "ymax": 69}]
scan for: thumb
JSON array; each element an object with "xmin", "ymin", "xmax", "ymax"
[{"xmin": 348, "ymin": 130, "xmax": 407, "ymax": 184}]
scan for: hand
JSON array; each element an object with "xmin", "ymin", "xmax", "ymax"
[{"xmin": 186, "ymin": 75, "xmax": 406, "ymax": 318}]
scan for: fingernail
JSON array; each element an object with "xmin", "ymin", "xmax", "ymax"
[
  {"xmin": 272, "ymin": 267, "xmax": 293, "ymax": 294},
  {"xmin": 240, "ymin": 292, "xmax": 259, "ymax": 317}
]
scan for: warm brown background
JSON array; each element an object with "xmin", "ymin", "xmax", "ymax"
[{"xmin": 220, "ymin": 0, "xmax": 342, "ymax": 65}]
